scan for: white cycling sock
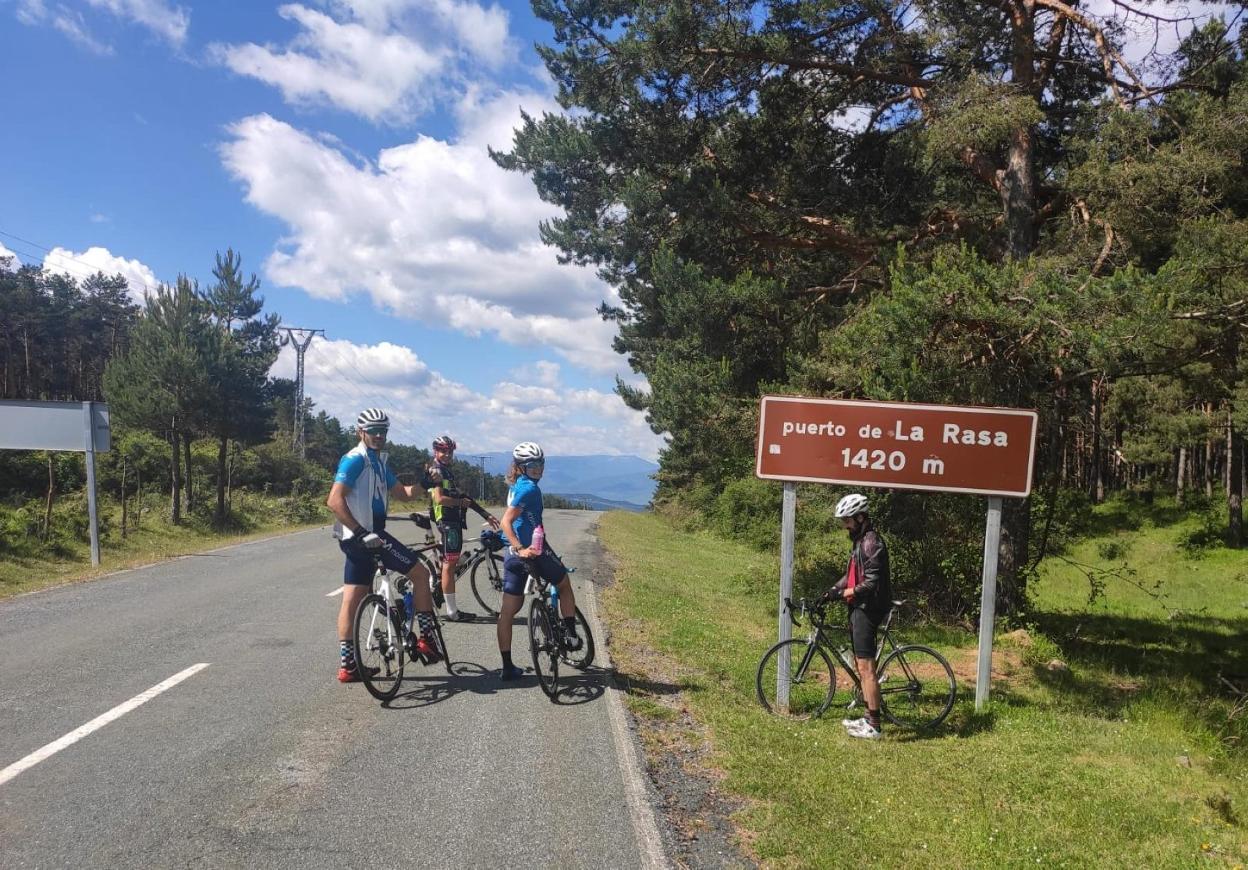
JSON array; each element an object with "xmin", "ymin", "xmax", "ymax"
[{"xmin": 445, "ymin": 592, "xmax": 457, "ymax": 617}]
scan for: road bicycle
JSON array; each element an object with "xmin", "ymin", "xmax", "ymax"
[
  {"xmin": 351, "ymin": 516, "xmax": 453, "ymax": 702},
  {"xmin": 523, "ymin": 546, "xmax": 596, "ymax": 700},
  {"xmin": 755, "ymin": 596, "xmax": 956, "ymax": 729},
  {"xmin": 467, "ymin": 529, "xmax": 506, "ymax": 617}
]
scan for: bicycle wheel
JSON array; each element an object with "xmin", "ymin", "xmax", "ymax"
[
  {"xmin": 528, "ymin": 599, "xmax": 560, "ymax": 699},
  {"xmin": 560, "ymin": 606, "xmax": 596, "ymax": 670},
  {"xmin": 878, "ymin": 644, "xmax": 956, "ymax": 730},
  {"xmin": 353, "ymin": 593, "xmax": 405, "ymax": 701},
  {"xmin": 756, "ymin": 639, "xmax": 837, "ymax": 719},
  {"xmin": 470, "ymin": 552, "xmax": 505, "ymax": 617}
]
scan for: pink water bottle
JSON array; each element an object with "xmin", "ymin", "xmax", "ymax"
[{"xmin": 531, "ymin": 524, "xmax": 545, "ymax": 555}]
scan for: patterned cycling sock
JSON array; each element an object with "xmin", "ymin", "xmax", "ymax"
[
  {"xmin": 416, "ymin": 611, "xmax": 435, "ymax": 638},
  {"xmin": 444, "ymin": 592, "xmax": 458, "ymax": 617},
  {"xmin": 867, "ymin": 708, "xmax": 881, "ymax": 731},
  {"xmin": 339, "ymin": 639, "xmax": 355, "ymax": 668}
]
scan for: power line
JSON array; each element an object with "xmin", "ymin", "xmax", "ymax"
[{"xmin": 0, "ymin": 227, "xmax": 164, "ymax": 297}]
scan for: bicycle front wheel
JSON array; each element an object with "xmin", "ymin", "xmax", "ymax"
[
  {"xmin": 470, "ymin": 552, "xmax": 505, "ymax": 617},
  {"xmin": 560, "ymin": 606, "xmax": 596, "ymax": 670},
  {"xmin": 878, "ymin": 644, "xmax": 956, "ymax": 730},
  {"xmin": 528, "ymin": 599, "xmax": 560, "ymax": 699},
  {"xmin": 353, "ymin": 593, "xmax": 404, "ymax": 701},
  {"xmin": 756, "ymin": 639, "xmax": 837, "ymax": 719}
]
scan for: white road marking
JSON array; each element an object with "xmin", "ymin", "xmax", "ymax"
[
  {"xmin": 580, "ymin": 574, "xmax": 670, "ymax": 869},
  {"xmin": 0, "ymin": 663, "xmax": 211, "ymax": 787},
  {"xmin": 326, "ymin": 588, "xmax": 344, "ymax": 597}
]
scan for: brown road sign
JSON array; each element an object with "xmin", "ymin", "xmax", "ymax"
[{"xmin": 756, "ymin": 396, "xmax": 1038, "ymax": 497}]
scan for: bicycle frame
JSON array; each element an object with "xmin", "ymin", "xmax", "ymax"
[{"xmin": 795, "ymin": 602, "xmax": 903, "ymax": 698}]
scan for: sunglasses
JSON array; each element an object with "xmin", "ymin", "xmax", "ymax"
[
  {"xmin": 362, "ymin": 427, "xmax": 389, "ymax": 436},
  {"xmin": 523, "ymin": 459, "xmax": 545, "ymax": 468}
]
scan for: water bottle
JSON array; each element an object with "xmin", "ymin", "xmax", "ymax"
[
  {"xmin": 548, "ymin": 582, "xmax": 559, "ymax": 609},
  {"xmin": 531, "ymin": 524, "xmax": 545, "ymax": 555},
  {"xmin": 403, "ymin": 588, "xmax": 414, "ymax": 622}
]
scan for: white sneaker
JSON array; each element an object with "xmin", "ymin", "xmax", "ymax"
[
  {"xmin": 847, "ymin": 720, "xmax": 882, "ymax": 740},
  {"xmin": 841, "ymin": 716, "xmax": 868, "ymax": 729}
]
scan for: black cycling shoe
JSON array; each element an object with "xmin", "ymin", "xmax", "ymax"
[{"xmin": 446, "ymin": 609, "xmax": 476, "ymax": 622}]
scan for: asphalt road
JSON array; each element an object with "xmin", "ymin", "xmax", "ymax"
[{"xmin": 0, "ymin": 510, "xmax": 664, "ymax": 869}]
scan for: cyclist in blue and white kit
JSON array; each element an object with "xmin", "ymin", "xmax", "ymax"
[
  {"xmin": 495, "ymin": 442, "xmax": 583, "ymax": 681},
  {"xmin": 325, "ymin": 408, "xmax": 440, "ymax": 682}
]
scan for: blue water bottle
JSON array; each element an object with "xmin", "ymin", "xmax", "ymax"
[
  {"xmin": 403, "ymin": 588, "xmax": 414, "ymax": 623},
  {"xmin": 549, "ymin": 582, "xmax": 559, "ymax": 609}
]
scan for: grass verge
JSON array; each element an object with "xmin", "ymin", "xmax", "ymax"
[{"xmin": 598, "ymin": 507, "xmax": 1248, "ymax": 869}]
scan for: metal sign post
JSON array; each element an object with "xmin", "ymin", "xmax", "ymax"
[
  {"xmin": 777, "ymin": 482, "xmax": 797, "ymax": 710},
  {"xmin": 83, "ymin": 401, "xmax": 102, "ymax": 566},
  {"xmin": 976, "ymin": 497, "xmax": 1003, "ymax": 709}
]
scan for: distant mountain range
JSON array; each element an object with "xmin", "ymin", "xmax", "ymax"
[{"xmin": 477, "ymin": 453, "xmax": 658, "ymax": 510}]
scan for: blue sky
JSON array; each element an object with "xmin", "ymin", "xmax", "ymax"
[{"xmin": 0, "ymin": 0, "xmax": 666, "ymax": 460}]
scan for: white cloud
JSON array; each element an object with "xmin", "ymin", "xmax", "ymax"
[
  {"xmin": 42, "ymin": 246, "xmax": 161, "ymax": 301},
  {"xmin": 52, "ymin": 7, "xmax": 114, "ymax": 54},
  {"xmin": 0, "ymin": 242, "xmax": 19, "ymax": 271},
  {"xmin": 85, "ymin": 0, "xmax": 189, "ymax": 46},
  {"xmin": 219, "ymin": 96, "xmax": 621, "ymax": 372},
  {"xmin": 273, "ymin": 338, "xmax": 665, "ymax": 460},
  {"xmin": 210, "ymin": 1, "xmax": 513, "ymax": 123}
]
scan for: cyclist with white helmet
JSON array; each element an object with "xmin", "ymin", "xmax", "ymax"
[
  {"xmin": 824, "ymin": 492, "xmax": 893, "ymax": 739},
  {"xmin": 427, "ymin": 433, "xmax": 500, "ymax": 621},
  {"xmin": 495, "ymin": 441, "xmax": 583, "ymax": 681},
  {"xmin": 325, "ymin": 409, "xmax": 442, "ymax": 682}
]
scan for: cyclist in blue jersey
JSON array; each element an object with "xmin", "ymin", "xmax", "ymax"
[
  {"xmin": 325, "ymin": 408, "xmax": 441, "ymax": 682},
  {"xmin": 427, "ymin": 434, "xmax": 500, "ymax": 622},
  {"xmin": 495, "ymin": 441, "xmax": 582, "ymax": 681}
]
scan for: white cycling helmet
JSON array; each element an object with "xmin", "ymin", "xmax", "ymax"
[
  {"xmin": 834, "ymin": 493, "xmax": 870, "ymax": 518},
  {"xmin": 356, "ymin": 408, "xmax": 389, "ymax": 429},
  {"xmin": 512, "ymin": 441, "xmax": 544, "ymax": 463}
]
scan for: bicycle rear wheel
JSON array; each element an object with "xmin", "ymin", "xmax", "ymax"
[
  {"xmin": 353, "ymin": 593, "xmax": 404, "ymax": 701},
  {"xmin": 560, "ymin": 606, "xmax": 596, "ymax": 670},
  {"xmin": 470, "ymin": 552, "xmax": 505, "ymax": 617},
  {"xmin": 878, "ymin": 644, "xmax": 956, "ymax": 730},
  {"xmin": 756, "ymin": 639, "xmax": 837, "ymax": 719},
  {"xmin": 528, "ymin": 599, "xmax": 560, "ymax": 699}
]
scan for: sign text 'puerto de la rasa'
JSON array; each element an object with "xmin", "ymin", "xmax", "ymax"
[{"xmin": 755, "ymin": 396, "xmax": 1038, "ymax": 498}]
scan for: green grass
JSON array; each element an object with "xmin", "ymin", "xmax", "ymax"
[
  {"xmin": 598, "ymin": 502, "xmax": 1248, "ymax": 869},
  {"xmin": 0, "ymin": 495, "xmax": 326, "ymax": 598}
]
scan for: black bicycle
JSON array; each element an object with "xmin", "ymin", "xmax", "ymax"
[
  {"xmin": 351, "ymin": 515, "xmax": 453, "ymax": 702},
  {"xmin": 755, "ymin": 596, "xmax": 956, "ymax": 729},
  {"xmin": 467, "ymin": 528, "xmax": 506, "ymax": 616},
  {"xmin": 524, "ymin": 548, "xmax": 596, "ymax": 700}
]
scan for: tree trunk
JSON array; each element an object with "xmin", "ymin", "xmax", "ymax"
[
  {"xmin": 215, "ymin": 436, "xmax": 228, "ymax": 526},
  {"xmin": 1176, "ymin": 446, "xmax": 1187, "ymax": 507},
  {"xmin": 227, "ymin": 447, "xmax": 235, "ymax": 511},
  {"xmin": 135, "ymin": 467, "xmax": 142, "ymax": 531},
  {"xmin": 1003, "ymin": 7, "xmax": 1038, "ymax": 260},
  {"xmin": 997, "ymin": 497, "xmax": 1032, "ymax": 616},
  {"xmin": 183, "ymin": 436, "xmax": 194, "ymax": 514},
  {"xmin": 170, "ymin": 430, "xmax": 182, "ymax": 525},
  {"xmin": 1230, "ymin": 408, "xmax": 1243, "ymax": 548},
  {"xmin": 41, "ymin": 454, "xmax": 56, "ymax": 542},
  {"xmin": 1205, "ymin": 403, "xmax": 1215, "ymax": 498},
  {"xmin": 120, "ymin": 454, "xmax": 128, "ymax": 539},
  {"xmin": 1089, "ymin": 377, "xmax": 1104, "ymax": 503}
]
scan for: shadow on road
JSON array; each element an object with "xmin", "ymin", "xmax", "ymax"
[{"xmin": 381, "ymin": 660, "xmax": 617, "ymax": 709}]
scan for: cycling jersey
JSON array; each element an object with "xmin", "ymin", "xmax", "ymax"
[
  {"xmin": 332, "ymin": 443, "xmax": 397, "ymax": 540},
  {"xmin": 507, "ymin": 474, "xmax": 542, "ymax": 548},
  {"xmin": 428, "ymin": 462, "xmax": 466, "ymax": 529}
]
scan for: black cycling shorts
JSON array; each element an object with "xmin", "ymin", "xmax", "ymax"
[{"xmin": 849, "ymin": 607, "xmax": 881, "ymax": 659}]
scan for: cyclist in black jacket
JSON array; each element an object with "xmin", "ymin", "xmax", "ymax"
[{"xmin": 824, "ymin": 493, "xmax": 891, "ymax": 740}]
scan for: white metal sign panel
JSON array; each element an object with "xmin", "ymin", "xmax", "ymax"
[{"xmin": 0, "ymin": 401, "xmax": 111, "ymax": 452}]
